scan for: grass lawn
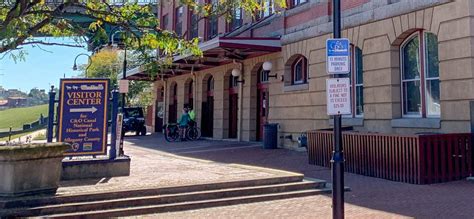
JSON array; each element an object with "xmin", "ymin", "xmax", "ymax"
[{"xmin": 0, "ymin": 104, "xmax": 48, "ymax": 130}]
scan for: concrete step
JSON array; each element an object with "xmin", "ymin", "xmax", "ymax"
[
  {"xmin": 2, "ymin": 180, "xmax": 325, "ymax": 217},
  {"xmin": 46, "ymin": 188, "xmax": 332, "ymax": 218},
  {"xmin": 0, "ymin": 175, "xmax": 306, "ymax": 210}
]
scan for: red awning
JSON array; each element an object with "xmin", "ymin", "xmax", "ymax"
[{"xmin": 125, "ymin": 37, "xmax": 281, "ymax": 81}]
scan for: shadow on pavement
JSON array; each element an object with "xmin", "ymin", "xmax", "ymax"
[{"xmin": 125, "ymin": 133, "xmax": 474, "ymax": 218}]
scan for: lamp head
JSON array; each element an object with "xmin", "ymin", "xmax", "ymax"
[
  {"xmin": 72, "ymin": 63, "xmax": 78, "ymax": 71},
  {"xmin": 231, "ymin": 68, "xmax": 241, "ymax": 77},
  {"xmin": 262, "ymin": 61, "xmax": 273, "ymax": 71}
]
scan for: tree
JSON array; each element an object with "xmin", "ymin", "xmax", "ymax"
[
  {"xmin": 84, "ymin": 48, "xmax": 152, "ymax": 107},
  {"xmin": 28, "ymin": 87, "xmax": 48, "ymax": 105},
  {"xmin": 1, "ymin": 0, "xmax": 286, "ymax": 65}
]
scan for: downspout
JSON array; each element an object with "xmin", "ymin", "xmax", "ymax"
[
  {"xmin": 162, "ymin": 77, "xmax": 168, "ymax": 131},
  {"xmin": 192, "ymin": 65, "xmax": 197, "ymax": 110},
  {"xmin": 234, "ymin": 60, "xmax": 244, "ymax": 142}
]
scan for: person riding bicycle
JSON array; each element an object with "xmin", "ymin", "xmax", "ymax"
[{"xmin": 178, "ymin": 107, "xmax": 190, "ymax": 140}]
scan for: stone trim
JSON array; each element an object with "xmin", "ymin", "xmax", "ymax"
[
  {"xmin": 283, "ymin": 83, "xmax": 309, "ymax": 92},
  {"xmin": 328, "ymin": 118, "xmax": 364, "ymax": 127},
  {"xmin": 391, "ymin": 118, "xmax": 441, "ymax": 129}
]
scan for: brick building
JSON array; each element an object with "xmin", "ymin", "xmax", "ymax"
[{"xmin": 127, "ymin": 0, "xmax": 472, "ymax": 149}]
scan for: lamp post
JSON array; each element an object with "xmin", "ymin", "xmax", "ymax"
[
  {"xmin": 332, "ymin": 0, "xmax": 345, "ymax": 219},
  {"xmin": 262, "ymin": 61, "xmax": 275, "ymax": 124},
  {"xmin": 110, "ymin": 29, "xmax": 127, "ymax": 109},
  {"xmin": 72, "ymin": 53, "xmax": 92, "ymax": 78}
]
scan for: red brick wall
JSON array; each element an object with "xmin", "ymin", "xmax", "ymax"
[{"xmin": 159, "ymin": 0, "xmax": 370, "ymax": 41}]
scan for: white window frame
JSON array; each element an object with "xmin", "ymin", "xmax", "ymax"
[
  {"xmin": 292, "ymin": 56, "xmax": 306, "ymax": 85},
  {"xmin": 400, "ymin": 31, "xmax": 440, "ymax": 118}
]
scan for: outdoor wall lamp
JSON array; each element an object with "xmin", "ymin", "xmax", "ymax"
[
  {"xmin": 263, "ymin": 61, "xmax": 277, "ymax": 79},
  {"xmin": 231, "ymin": 68, "xmax": 245, "ymax": 84},
  {"xmin": 72, "ymin": 53, "xmax": 92, "ymax": 78}
]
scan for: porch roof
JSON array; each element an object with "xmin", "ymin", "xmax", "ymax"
[{"xmin": 124, "ymin": 37, "xmax": 281, "ymax": 81}]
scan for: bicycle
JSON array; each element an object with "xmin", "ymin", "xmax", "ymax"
[
  {"xmin": 165, "ymin": 123, "xmax": 201, "ymax": 142},
  {"xmin": 186, "ymin": 125, "xmax": 201, "ymax": 141},
  {"xmin": 164, "ymin": 123, "xmax": 180, "ymax": 142}
]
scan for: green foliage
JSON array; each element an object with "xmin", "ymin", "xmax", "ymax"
[
  {"xmin": 28, "ymin": 88, "xmax": 48, "ymax": 105},
  {"xmin": 0, "ymin": 104, "xmax": 48, "ymax": 130},
  {"xmin": 1, "ymin": 0, "xmax": 286, "ymax": 75},
  {"xmin": 83, "ymin": 49, "xmax": 152, "ymax": 108}
]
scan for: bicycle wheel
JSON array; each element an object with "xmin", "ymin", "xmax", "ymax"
[
  {"xmin": 165, "ymin": 125, "xmax": 179, "ymax": 142},
  {"xmin": 186, "ymin": 127, "xmax": 201, "ymax": 141}
]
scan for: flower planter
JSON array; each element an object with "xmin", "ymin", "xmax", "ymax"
[{"xmin": 0, "ymin": 143, "xmax": 69, "ymax": 197}]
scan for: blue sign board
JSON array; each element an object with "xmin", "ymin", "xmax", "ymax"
[
  {"xmin": 58, "ymin": 79, "xmax": 109, "ymax": 156},
  {"xmin": 326, "ymin": 38, "xmax": 351, "ymax": 74}
]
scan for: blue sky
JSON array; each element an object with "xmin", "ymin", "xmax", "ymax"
[{"xmin": 0, "ymin": 37, "xmax": 90, "ymax": 92}]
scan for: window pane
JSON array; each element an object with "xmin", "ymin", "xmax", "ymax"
[
  {"xmin": 356, "ymin": 47, "xmax": 363, "ymax": 84},
  {"xmin": 295, "ymin": 62, "xmax": 302, "ymax": 82},
  {"xmin": 403, "ymin": 81, "xmax": 421, "ymax": 114},
  {"xmin": 402, "ymin": 36, "xmax": 420, "ymax": 80},
  {"xmin": 426, "ymin": 79, "xmax": 440, "ymax": 116},
  {"xmin": 425, "ymin": 33, "xmax": 439, "ymax": 78},
  {"xmin": 356, "ymin": 86, "xmax": 364, "ymax": 115}
]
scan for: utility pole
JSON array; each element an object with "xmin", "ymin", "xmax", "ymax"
[
  {"xmin": 122, "ymin": 46, "xmax": 127, "ymax": 110},
  {"xmin": 331, "ymin": 0, "xmax": 344, "ymax": 218}
]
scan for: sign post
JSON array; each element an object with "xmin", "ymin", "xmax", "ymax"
[
  {"xmin": 328, "ymin": 1, "xmax": 346, "ymax": 218},
  {"xmin": 57, "ymin": 79, "xmax": 109, "ymax": 156}
]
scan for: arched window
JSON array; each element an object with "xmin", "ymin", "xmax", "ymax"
[
  {"xmin": 348, "ymin": 46, "xmax": 364, "ymax": 117},
  {"xmin": 401, "ymin": 31, "xmax": 440, "ymax": 117},
  {"xmin": 291, "ymin": 56, "xmax": 308, "ymax": 85},
  {"xmin": 259, "ymin": 67, "xmax": 269, "ymax": 83},
  {"xmin": 207, "ymin": 77, "xmax": 214, "ymax": 91}
]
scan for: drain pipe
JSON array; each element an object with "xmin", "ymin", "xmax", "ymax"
[
  {"xmin": 233, "ymin": 60, "xmax": 244, "ymax": 142},
  {"xmin": 162, "ymin": 77, "xmax": 168, "ymax": 131}
]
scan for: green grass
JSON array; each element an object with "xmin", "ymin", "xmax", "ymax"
[{"xmin": 0, "ymin": 104, "xmax": 48, "ymax": 130}]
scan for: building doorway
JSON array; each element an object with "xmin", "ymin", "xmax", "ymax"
[
  {"xmin": 185, "ymin": 79, "xmax": 194, "ymax": 109},
  {"xmin": 201, "ymin": 76, "xmax": 214, "ymax": 137},
  {"xmin": 168, "ymin": 83, "xmax": 178, "ymax": 123},
  {"xmin": 256, "ymin": 67, "xmax": 269, "ymax": 141},
  {"xmin": 155, "ymin": 86, "xmax": 164, "ymax": 132},
  {"xmin": 228, "ymin": 76, "xmax": 239, "ymax": 139}
]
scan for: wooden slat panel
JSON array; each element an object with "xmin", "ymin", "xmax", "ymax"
[{"xmin": 307, "ymin": 131, "xmax": 472, "ymax": 184}]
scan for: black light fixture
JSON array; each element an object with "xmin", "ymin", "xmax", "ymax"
[{"xmin": 72, "ymin": 53, "xmax": 92, "ymax": 78}]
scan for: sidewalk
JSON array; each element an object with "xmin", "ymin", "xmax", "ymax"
[
  {"xmin": 57, "ymin": 143, "xmax": 299, "ymax": 196},
  {"xmin": 124, "ymin": 133, "xmax": 474, "ymax": 218}
]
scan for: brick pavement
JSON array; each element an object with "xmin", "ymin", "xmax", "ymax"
[
  {"xmin": 124, "ymin": 134, "xmax": 474, "ymax": 218},
  {"xmin": 57, "ymin": 141, "xmax": 295, "ymax": 196}
]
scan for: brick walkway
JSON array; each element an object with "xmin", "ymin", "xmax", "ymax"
[
  {"xmin": 57, "ymin": 140, "xmax": 296, "ymax": 196},
  {"xmin": 123, "ymin": 134, "xmax": 474, "ymax": 218}
]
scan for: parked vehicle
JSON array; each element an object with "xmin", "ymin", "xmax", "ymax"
[{"xmin": 123, "ymin": 107, "xmax": 147, "ymax": 136}]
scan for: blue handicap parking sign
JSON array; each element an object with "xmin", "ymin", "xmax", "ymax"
[{"xmin": 326, "ymin": 38, "xmax": 350, "ymax": 74}]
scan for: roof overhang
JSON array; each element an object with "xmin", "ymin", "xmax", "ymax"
[{"xmin": 125, "ymin": 37, "xmax": 281, "ymax": 81}]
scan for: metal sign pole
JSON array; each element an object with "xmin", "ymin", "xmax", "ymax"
[
  {"xmin": 47, "ymin": 86, "xmax": 56, "ymax": 143},
  {"xmin": 332, "ymin": 0, "xmax": 345, "ymax": 218}
]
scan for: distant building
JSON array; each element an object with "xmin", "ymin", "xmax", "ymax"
[
  {"xmin": 7, "ymin": 97, "xmax": 27, "ymax": 108},
  {"xmin": 0, "ymin": 99, "xmax": 8, "ymax": 110}
]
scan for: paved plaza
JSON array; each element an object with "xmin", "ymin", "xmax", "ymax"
[{"xmin": 120, "ymin": 134, "xmax": 474, "ymax": 218}]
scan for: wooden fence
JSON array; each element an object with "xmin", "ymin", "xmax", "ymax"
[{"xmin": 307, "ymin": 131, "xmax": 473, "ymax": 184}]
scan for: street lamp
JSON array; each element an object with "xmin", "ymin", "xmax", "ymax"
[
  {"xmin": 110, "ymin": 29, "xmax": 128, "ymax": 109},
  {"xmin": 262, "ymin": 61, "xmax": 277, "ymax": 79},
  {"xmin": 231, "ymin": 68, "xmax": 245, "ymax": 84},
  {"xmin": 72, "ymin": 53, "xmax": 92, "ymax": 78}
]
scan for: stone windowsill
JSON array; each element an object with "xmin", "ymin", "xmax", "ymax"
[
  {"xmin": 328, "ymin": 118, "xmax": 364, "ymax": 127},
  {"xmin": 283, "ymin": 83, "xmax": 309, "ymax": 92},
  {"xmin": 391, "ymin": 118, "xmax": 441, "ymax": 129},
  {"xmin": 285, "ymin": 2, "xmax": 312, "ymax": 17}
]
